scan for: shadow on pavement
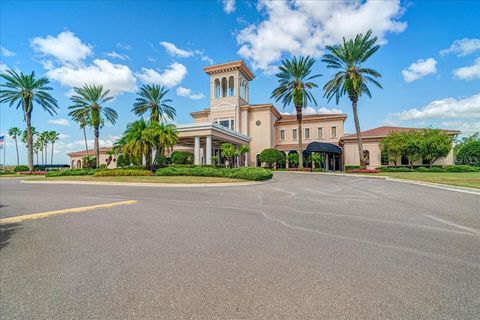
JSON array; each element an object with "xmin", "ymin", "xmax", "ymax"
[{"xmin": 0, "ymin": 223, "xmax": 22, "ymax": 251}]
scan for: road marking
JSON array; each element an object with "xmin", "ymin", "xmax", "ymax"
[
  {"xmin": 425, "ymin": 215, "xmax": 480, "ymax": 236},
  {"xmin": 0, "ymin": 200, "xmax": 138, "ymax": 225}
]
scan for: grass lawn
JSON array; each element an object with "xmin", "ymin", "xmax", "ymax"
[
  {"xmin": 30, "ymin": 175, "xmax": 247, "ymax": 184},
  {"xmin": 364, "ymin": 172, "xmax": 480, "ymax": 189}
]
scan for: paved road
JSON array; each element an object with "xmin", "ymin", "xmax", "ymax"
[{"xmin": 1, "ymin": 173, "xmax": 479, "ymax": 319}]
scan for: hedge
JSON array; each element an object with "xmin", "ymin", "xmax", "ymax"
[
  {"xmin": 93, "ymin": 169, "xmax": 152, "ymax": 177},
  {"xmin": 0, "ymin": 171, "xmax": 15, "ymax": 175},
  {"xmin": 14, "ymin": 165, "xmax": 30, "ymax": 172},
  {"xmin": 378, "ymin": 165, "xmax": 479, "ymax": 173},
  {"xmin": 171, "ymin": 151, "xmax": 194, "ymax": 165},
  {"xmin": 156, "ymin": 166, "xmax": 273, "ymax": 181},
  {"xmin": 46, "ymin": 169, "xmax": 97, "ymax": 177}
]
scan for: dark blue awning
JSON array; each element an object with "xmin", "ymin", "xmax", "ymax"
[{"xmin": 305, "ymin": 142, "xmax": 342, "ymax": 154}]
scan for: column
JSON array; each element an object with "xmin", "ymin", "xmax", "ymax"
[
  {"xmin": 236, "ymin": 146, "xmax": 240, "ymax": 167},
  {"xmin": 325, "ymin": 153, "xmax": 329, "ymax": 171},
  {"xmin": 285, "ymin": 151, "xmax": 289, "ymax": 169},
  {"xmin": 194, "ymin": 136, "xmax": 200, "ymax": 165},
  {"xmin": 244, "ymin": 152, "xmax": 248, "ymax": 167},
  {"xmin": 205, "ymin": 135, "xmax": 212, "ymax": 165}
]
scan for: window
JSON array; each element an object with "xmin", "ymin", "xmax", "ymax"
[
  {"xmin": 331, "ymin": 126, "xmax": 337, "ymax": 138},
  {"xmin": 292, "ymin": 129, "xmax": 297, "ymax": 140},
  {"xmin": 317, "ymin": 127, "xmax": 324, "ymax": 139},
  {"xmin": 221, "ymin": 78, "xmax": 227, "ymax": 97},
  {"xmin": 215, "ymin": 117, "xmax": 235, "ymax": 130},
  {"xmin": 214, "ymin": 79, "xmax": 220, "ymax": 99},
  {"xmin": 219, "ymin": 119, "xmax": 230, "ymax": 128},
  {"xmin": 304, "ymin": 128, "xmax": 310, "ymax": 139},
  {"xmin": 280, "ymin": 129, "xmax": 286, "ymax": 140},
  {"xmin": 240, "ymin": 80, "xmax": 246, "ymax": 99},
  {"xmin": 228, "ymin": 76, "xmax": 234, "ymax": 96}
]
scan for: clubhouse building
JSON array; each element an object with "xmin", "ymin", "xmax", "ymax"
[{"xmin": 68, "ymin": 60, "xmax": 458, "ymax": 170}]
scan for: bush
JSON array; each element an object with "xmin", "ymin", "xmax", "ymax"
[
  {"xmin": 377, "ymin": 167, "xmax": 414, "ymax": 172},
  {"xmin": 345, "ymin": 165, "xmax": 361, "ymax": 171},
  {"xmin": 93, "ymin": 169, "xmax": 152, "ymax": 177},
  {"xmin": 14, "ymin": 165, "xmax": 30, "ymax": 172},
  {"xmin": 18, "ymin": 171, "xmax": 47, "ymax": 175},
  {"xmin": 444, "ymin": 165, "xmax": 479, "ymax": 172},
  {"xmin": 0, "ymin": 170, "xmax": 15, "ymax": 175},
  {"xmin": 156, "ymin": 166, "xmax": 272, "ymax": 181},
  {"xmin": 171, "ymin": 151, "xmax": 194, "ymax": 165},
  {"xmin": 46, "ymin": 169, "xmax": 97, "ymax": 177},
  {"xmin": 349, "ymin": 169, "xmax": 379, "ymax": 173},
  {"xmin": 259, "ymin": 149, "xmax": 285, "ymax": 168}
]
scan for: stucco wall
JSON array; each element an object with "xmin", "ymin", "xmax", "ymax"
[
  {"xmin": 69, "ymin": 153, "xmax": 117, "ymax": 169},
  {"xmin": 247, "ymin": 109, "xmax": 276, "ymax": 165},
  {"xmin": 275, "ymin": 119, "xmax": 345, "ymax": 147}
]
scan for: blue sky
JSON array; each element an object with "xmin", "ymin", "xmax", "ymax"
[{"xmin": 1, "ymin": 0, "xmax": 479, "ymax": 164}]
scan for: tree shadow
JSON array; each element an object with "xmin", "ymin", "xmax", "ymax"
[{"xmin": 0, "ymin": 223, "xmax": 22, "ymax": 251}]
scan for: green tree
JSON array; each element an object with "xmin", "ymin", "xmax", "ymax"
[
  {"xmin": 455, "ymin": 133, "xmax": 480, "ymax": 165},
  {"xmin": 39, "ymin": 131, "xmax": 49, "ymax": 167},
  {"xmin": 288, "ymin": 152, "xmax": 299, "ymax": 168},
  {"xmin": 170, "ymin": 151, "xmax": 194, "ymax": 165},
  {"xmin": 259, "ymin": 148, "xmax": 285, "ymax": 169},
  {"xmin": 33, "ymin": 138, "xmax": 42, "ymax": 166},
  {"xmin": 0, "ymin": 70, "xmax": 58, "ymax": 171},
  {"xmin": 71, "ymin": 112, "xmax": 91, "ymax": 157},
  {"xmin": 403, "ymin": 131, "xmax": 423, "ymax": 169},
  {"xmin": 235, "ymin": 144, "xmax": 250, "ymax": 167},
  {"xmin": 8, "ymin": 127, "xmax": 22, "ymax": 165},
  {"xmin": 220, "ymin": 143, "xmax": 236, "ymax": 168},
  {"xmin": 115, "ymin": 119, "xmax": 152, "ymax": 169},
  {"xmin": 143, "ymin": 122, "xmax": 178, "ymax": 164},
  {"xmin": 419, "ymin": 128, "xmax": 452, "ymax": 168},
  {"xmin": 48, "ymin": 130, "xmax": 60, "ymax": 165},
  {"xmin": 380, "ymin": 132, "xmax": 405, "ymax": 166},
  {"xmin": 322, "ymin": 30, "xmax": 382, "ymax": 168},
  {"xmin": 309, "ymin": 152, "xmax": 323, "ymax": 169},
  {"xmin": 68, "ymin": 84, "xmax": 117, "ymax": 168},
  {"xmin": 271, "ymin": 56, "xmax": 321, "ymax": 168}
]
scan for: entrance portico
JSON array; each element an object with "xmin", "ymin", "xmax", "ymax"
[{"xmin": 176, "ymin": 122, "xmax": 251, "ymax": 165}]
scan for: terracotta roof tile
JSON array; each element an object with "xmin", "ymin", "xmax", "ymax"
[
  {"xmin": 67, "ymin": 147, "xmax": 113, "ymax": 157},
  {"xmin": 342, "ymin": 126, "xmax": 460, "ymax": 139}
]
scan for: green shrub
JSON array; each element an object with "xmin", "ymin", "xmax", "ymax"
[
  {"xmin": 14, "ymin": 165, "xmax": 30, "ymax": 172},
  {"xmin": 444, "ymin": 165, "xmax": 479, "ymax": 172},
  {"xmin": 46, "ymin": 169, "xmax": 96, "ymax": 177},
  {"xmin": 171, "ymin": 151, "xmax": 194, "ymax": 165},
  {"xmin": 417, "ymin": 166, "xmax": 446, "ymax": 172},
  {"xmin": 93, "ymin": 169, "xmax": 152, "ymax": 176},
  {"xmin": 377, "ymin": 167, "xmax": 413, "ymax": 172},
  {"xmin": 0, "ymin": 170, "xmax": 15, "ymax": 175},
  {"xmin": 156, "ymin": 166, "xmax": 272, "ymax": 181},
  {"xmin": 345, "ymin": 165, "xmax": 361, "ymax": 171},
  {"xmin": 259, "ymin": 149, "xmax": 285, "ymax": 168}
]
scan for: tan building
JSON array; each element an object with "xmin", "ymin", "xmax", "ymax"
[
  {"xmin": 67, "ymin": 60, "xmax": 459, "ymax": 170},
  {"xmin": 68, "ymin": 147, "xmax": 117, "ymax": 169}
]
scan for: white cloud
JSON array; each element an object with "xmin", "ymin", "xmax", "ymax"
[
  {"xmin": 236, "ymin": 0, "xmax": 406, "ymax": 72},
  {"xmin": 440, "ymin": 38, "xmax": 480, "ymax": 57},
  {"xmin": 48, "ymin": 118, "xmax": 71, "ymax": 127},
  {"xmin": 160, "ymin": 41, "xmax": 193, "ymax": 58},
  {"xmin": 392, "ymin": 93, "xmax": 480, "ymax": 121},
  {"xmin": 116, "ymin": 43, "xmax": 132, "ymax": 50},
  {"xmin": 0, "ymin": 63, "xmax": 8, "ymax": 72},
  {"xmin": 195, "ymin": 49, "xmax": 213, "ymax": 64},
  {"xmin": 0, "ymin": 46, "xmax": 15, "ymax": 57},
  {"xmin": 223, "ymin": 0, "xmax": 236, "ymax": 14},
  {"xmin": 176, "ymin": 86, "xmax": 205, "ymax": 100},
  {"xmin": 401, "ymin": 58, "xmax": 437, "ymax": 82},
  {"xmin": 105, "ymin": 51, "xmax": 130, "ymax": 61},
  {"xmin": 47, "ymin": 59, "xmax": 137, "ymax": 96},
  {"xmin": 453, "ymin": 57, "xmax": 480, "ymax": 81},
  {"xmin": 441, "ymin": 120, "xmax": 480, "ymax": 135},
  {"xmin": 137, "ymin": 62, "xmax": 187, "ymax": 88},
  {"xmin": 31, "ymin": 31, "xmax": 92, "ymax": 66},
  {"xmin": 303, "ymin": 106, "xmax": 343, "ymax": 115}
]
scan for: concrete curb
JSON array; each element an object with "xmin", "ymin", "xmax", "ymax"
[
  {"xmin": 273, "ymin": 171, "xmax": 480, "ymax": 195},
  {"xmin": 20, "ymin": 179, "xmax": 268, "ymax": 188}
]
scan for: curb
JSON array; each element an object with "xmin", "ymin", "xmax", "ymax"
[{"xmin": 20, "ymin": 179, "xmax": 268, "ymax": 188}]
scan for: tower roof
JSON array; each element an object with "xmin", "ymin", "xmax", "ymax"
[{"xmin": 203, "ymin": 60, "xmax": 255, "ymax": 81}]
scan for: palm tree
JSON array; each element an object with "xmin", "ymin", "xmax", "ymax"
[
  {"xmin": 68, "ymin": 84, "xmax": 117, "ymax": 168},
  {"xmin": 132, "ymin": 84, "xmax": 176, "ymax": 123},
  {"xmin": 144, "ymin": 122, "xmax": 178, "ymax": 159},
  {"xmin": 220, "ymin": 143, "xmax": 236, "ymax": 168},
  {"xmin": 132, "ymin": 84, "xmax": 176, "ymax": 166},
  {"xmin": 115, "ymin": 119, "xmax": 152, "ymax": 169},
  {"xmin": 71, "ymin": 112, "xmax": 90, "ymax": 156},
  {"xmin": 33, "ymin": 139, "xmax": 42, "ymax": 166},
  {"xmin": 0, "ymin": 70, "xmax": 58, "ymax": 171},
  {"xmin": 8, "ymin": 127, "xmax": 22, "ymax": 165},
  {"xmin": 235, "ymin": 144, "xmax": 250, "ymax": 167},
  {"xmin": 48, "ymin": 131, "xmax": 59, "ymax": 165},
  {"xmin": 322, "ymin": 30, "xmax": 382, "ymax": 167},
  {"xmin": 39, "ymin": 131, "xmax": 49, "ymax": 167},
  {"xmin": 271, "ymin": 56, "xmax": 321, "ymax": 168}
]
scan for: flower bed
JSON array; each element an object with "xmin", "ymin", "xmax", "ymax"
[
  {"xmin": 18, "ymin": 171, "xmax": 48, "ymax": 175},
  {"xmin": 349, "ymin": 169, "xmax": 379, "ymax": 173}
]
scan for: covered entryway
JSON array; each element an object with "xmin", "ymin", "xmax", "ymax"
[{"xmin": 304, "ymin": 142, "xmax": 343, "ymax": 171}]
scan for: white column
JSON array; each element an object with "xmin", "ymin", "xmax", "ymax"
[
  {"xmin": 205, "ymin": 135, "xmax": 212, "ymax": 165},
  {"xmin": 325, "ymin": 153, "xmax": 329, "ymax": 171},
  {"xmin": 285, "ymin": 151, "xmax": 289, "ymax": 169},
  {"xmin": 244, "ymin": 152, "xmax": 248, "ymax": 167},
  {"xmin": 194, "ymin": 136, "xmax": 200, "ymax": 165}
]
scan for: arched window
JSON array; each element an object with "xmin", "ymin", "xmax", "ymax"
[
  {"xmin": 363, "ymin": 150, "xmax": 370, "ymax": 166},
  {"xmin": 221, "ymin": 77, "xmax": 227, "ymax": 97},
  {"xmin": 228, "ymin": 76, "xmax": 234, "ymax": 96},
  {"xmin": 214, "ymin": 79, "xmax": 220, "ymax": 99},
  {"xmin": 240, "ymin": 80, "xmax": 246, "ymax": 99}
]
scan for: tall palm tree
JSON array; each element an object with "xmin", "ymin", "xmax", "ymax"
[
  {"xmin": 143, "ymin": 122, "xmax": 178, "ymax": 161},
  {"xmin": 116, "ymin": 119, "xmax": 152, "ymax": 169},
  {"xmin": 0, "ymin": 70, "xmax": 58, "ymax": 171},
  {"xmin": 8, "ymin": 127, "xmax": 22, "ymax": 165},
  {"xmin": 71, "ymin": 113, "xmax": 91, "ymax": 156},
  {"xmin": 49, "ymin": 131, "xmax": 59, "ymax": 165},
  {"xmin": 68, "ymin": 84, "xmax": 117, "ymax": 168},
  {"xmin": 132, "ymin": 84, "xmax": 176, "ymax": 166},
  {"xmin": 132, "ymin": 84, "xmax": 176, "ymax": 123},
  {"xmin": 39, "ymin": 131, "xmax": 49, "ymax": 167},
  {"xmin": 322, "ymin": 30, "xmax": 382, "ymax": 167},
  {"xmin": 271, "ymin": 56, "xmax": 321, "ymax": 168},
  {"xmin": 33, "ymin": 139, "xmax": 42, "ymax": 166}
]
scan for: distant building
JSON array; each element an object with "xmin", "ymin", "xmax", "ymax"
[{"xmin": 68, "ymin": 147, "xmax": 116, "ymax": 169}]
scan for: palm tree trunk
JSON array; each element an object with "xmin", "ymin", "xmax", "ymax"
[
  {"xmin": 25, "ymin": 109, "xmax": 34, "ymax": 171},
  {"xmin": 296, "ymin": 106, "xmax": 304, "ymax": 169},
  {"xmin": 94, "ymin": 126, "xmax": 100, "ymax": 168},
  {"xmin": 14, "ymin": 137, "xmax": 19, "ymax": 166},
  {"xmin": 352, "ymin": 98, "xmax": 365, "ymax": 168},
  {"xmin": 51, "ymin": 142, "xmax": 54, "ymax": 165},
  {"xmin": 83, "ymin": 127, "xmax": 89, "ymax": 156},
  {"xmin": 44, "ymin": 143, "xmax": 48, "ymax": 168}
]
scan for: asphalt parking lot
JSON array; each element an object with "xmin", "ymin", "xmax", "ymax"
[{"xmin": 1, "ymin": 172, "xmax": 479, "ymax": 319}]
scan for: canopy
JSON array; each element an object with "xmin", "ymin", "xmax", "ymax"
[{"xmin": 305, "ymin": 142, "xmax": 342, "ymax": 154}]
